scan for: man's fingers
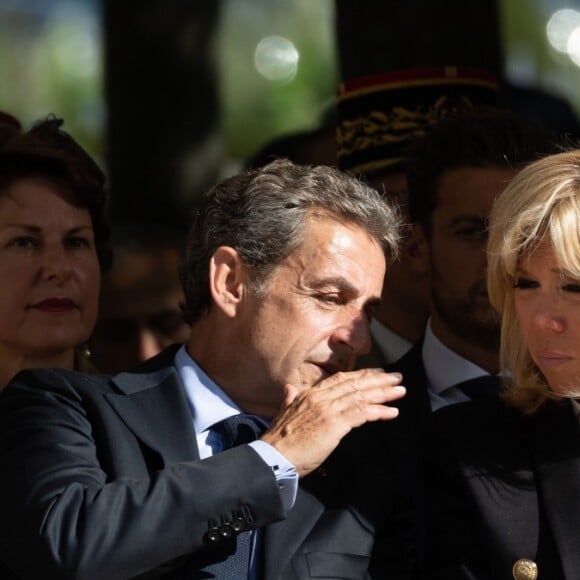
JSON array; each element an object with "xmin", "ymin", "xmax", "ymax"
[
  {"xmin": 314, "ymin": 368, "xmax": 402, "ymax": 391},
  {"xmin": 365, "ymin": 384, "xmax": 406, "ymax": 404},
  {"xmin": 368, "ymin": 403, "xmax": 400, "ymax": 421},
  {"xmin": 290, "ymin": 370, "xmax": 405, "ymax": 407}
]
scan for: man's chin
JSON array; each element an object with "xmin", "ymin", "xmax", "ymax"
[{"xmin": 303, "ymin": 365, "xmax": 331, "ymax": 387}]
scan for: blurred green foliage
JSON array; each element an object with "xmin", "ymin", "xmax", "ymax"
[
  {"xmin": 0, "ymin": 2, "xmax": 104, "ymax": 164},
  {"xmin": 501, "ymin": 0, "xmax": 580, "ymax": 107},
  {"xmin": 218, "ymin": 0, "xmax": 338, "ymax": 160},
  {"xmin": 0, "ymin": 0, "xmax": 578, "ymax": 170}
]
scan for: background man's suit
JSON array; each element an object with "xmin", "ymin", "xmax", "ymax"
[
  {"xmin": 425, "ymin": 397, "xmax": 580, "ymax": 579},
  {"xmin": 0, "ymin": 346, "xmax": 413, "ymax": 579}
]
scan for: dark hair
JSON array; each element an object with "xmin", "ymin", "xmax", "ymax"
[
  {"xmin": 182, "ymin": 158, "xmax": 401, "ymax": 324},
  {"xmin": 0, "ymin": 116, "xmax": 112, "ymax": 270},
  {"xmin": 406, "ymin": 109, "xmax": 561, "ymax": 233}
]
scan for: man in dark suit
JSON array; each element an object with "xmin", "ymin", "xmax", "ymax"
[
  {"xmin": 0, "ymin": 159, "xmax": 412, "ymax": 579},
  {"xmin": 382, "ymin": 110, "xmax": 560, "ymax": 572},
  {"xmin": 393, "ymin": 110, "xmax": 560, "ymax": 415}
]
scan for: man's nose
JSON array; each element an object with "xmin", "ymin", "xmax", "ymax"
[{"xmin": 331, "ymin": 311, "xmax": 373, "ymax": 356}]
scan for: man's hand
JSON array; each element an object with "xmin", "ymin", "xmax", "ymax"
[{"xmin": 260, "ymin": 368, "xmax": 405, "ymax": 478}]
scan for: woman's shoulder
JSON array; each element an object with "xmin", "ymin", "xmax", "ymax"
[
  {"xmin": 427, "ymin": 398, "xmax": 529, "ymax": 468},
  {"xmin": 432, "ymin": 396, "xmax": 523, "ymax": 431}
]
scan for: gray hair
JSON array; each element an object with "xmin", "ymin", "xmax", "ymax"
[{"xmin": 182, "ymin": 158, "xmax": 401, "ymax": 324}]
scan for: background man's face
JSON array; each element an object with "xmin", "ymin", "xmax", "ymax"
[
  {"xmin": 420, "ymin": 166, "xmax": 518, "ymax": 351},
  {"xmin": 90, "ymin": 245, "xmax": 190, "ymax": 373}
]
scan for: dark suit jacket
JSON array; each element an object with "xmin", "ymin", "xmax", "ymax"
[
  {"xmin": 359, "ymin": 341, "xmax": 432, "ymax": 490},
  {"xmin": 380, "ymin": 342, "xmax": 431, "ymax": 576},
  {"xmin": 425, "ymin": 398, "xmax": 580, "ymax": 579},
  {"xmin": 0, "ymin": 346, "xmax": 414, "ymax": 580}
]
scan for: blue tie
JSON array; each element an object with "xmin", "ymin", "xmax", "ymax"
[{"xmin": 216, "ymin": 414, "xmax": 267, "ymax": 449}]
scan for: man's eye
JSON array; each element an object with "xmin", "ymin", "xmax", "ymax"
[
  {"xmin": 318, "ymin": 294, "xmax": 342, "ymax": 304},
  {"xmin": 455, "ymin": 227, "xmax": 488, "ymax": 240},
  {"xmin": 563, "ymin": 283, "xmax": 580, "ymax": 293},
  {"xmin": 513, "ymin": 277, "xmax": 538, "ymax": 289}
]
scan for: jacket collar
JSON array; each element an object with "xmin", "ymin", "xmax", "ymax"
[{"xmin": 105, "ymin": 344, "xmax": 199, "ymax": 463}]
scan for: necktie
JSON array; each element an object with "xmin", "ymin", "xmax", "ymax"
[
  {"xmin": 215, "ymin": 414, "xmax": 267, "ymax": 449},
  {"xmin": 196, "ymin": 414, "xmax": 266, "ymax": 579},
  {"xmin": 454, "ymin": 374, "xmax": 502, "ymax": 400}
]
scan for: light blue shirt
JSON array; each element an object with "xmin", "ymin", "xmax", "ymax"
[
  {"xmin": 422, "ymin": 320, "xmax": 494, "ymax": 412},
  {"xmin": 174, "ymin": 345, "xmax": 298, "ymax": 505},
  {"xmin": 370, "ymin": 318, "xmax": 413, "ymax": 365},
  {"xmin": 174, "ymin": 345, "xmax": 298, "ymax": 579}
]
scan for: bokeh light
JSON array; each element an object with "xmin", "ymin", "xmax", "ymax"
[
  {"xmin": 546, "ymin": 9, "xmax": 580, "ymax": 53},
  {"xmin": 568, "ymin": 27, "xmax": 580, "ymax": 66},
  {"xmin": 254, "ymin": 35, "xmax": 299, "ymax": 82}
]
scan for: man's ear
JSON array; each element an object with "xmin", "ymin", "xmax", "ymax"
[
  {"xmin": 209, "ymin": 246, "xmax": 246, "ymax": 318},
  {"xmin": 407, "ymin": 224, "xmax": 431, "ymax": 274}
]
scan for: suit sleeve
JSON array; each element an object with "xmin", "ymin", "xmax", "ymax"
[{"xmin": 0, "ymin": 370, "xmax": 285, "ymax": 580}]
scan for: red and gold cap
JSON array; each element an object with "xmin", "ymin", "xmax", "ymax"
[{"xmin": 336, "ymin": 66, "xmax": 499, "ymax": 175}]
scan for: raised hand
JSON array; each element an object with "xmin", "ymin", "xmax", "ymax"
[{"xmin": 261, "ymin": 368, "xmax": 405, "ymax": 477}]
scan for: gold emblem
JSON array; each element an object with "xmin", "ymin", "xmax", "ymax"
[{"xmin": 512, "ymin": 559, "xmax": 538, "ymax": 580}]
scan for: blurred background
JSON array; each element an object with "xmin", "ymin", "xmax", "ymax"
[{"xmin": 1, "ymin": 0, "xmax": 578, "ymax": 228}]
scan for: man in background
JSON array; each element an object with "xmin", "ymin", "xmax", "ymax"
[
  {"xmin": 386, "ymin": 109, "xmax": 560, "ymax": 573},
  {"xmin": 90, "ymin": 223, "xmax": 190, "ymax": 373}
]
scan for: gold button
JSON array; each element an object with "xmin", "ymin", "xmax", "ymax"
[{"xmin": 512, "ymin": 559, "xmax": 538, "ymax": 580}]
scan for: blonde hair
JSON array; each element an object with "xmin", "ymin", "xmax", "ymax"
[{"xmin": 487, "ymin": 149, "xmax": 580, "ymax": 413}]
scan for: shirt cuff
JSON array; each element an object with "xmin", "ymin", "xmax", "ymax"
[{"xmin": 249, "ymin": 440, "xmax": 298, "ymax": 511}]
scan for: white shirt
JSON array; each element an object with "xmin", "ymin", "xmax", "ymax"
[
  {"xmin": 370, "ymin": 318, "xmax": 413, "ymax": 365},
  {"xmin": 422, "ymin": 320, "xmax": 494, "ymax": 412},
  {"xmin": 174, "ymin": 344, "xmax": 297, "ymax": 508}
]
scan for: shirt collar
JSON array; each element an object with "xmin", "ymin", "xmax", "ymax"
[
  {"xmin": 422, "ymin": 319, "xmax": 492, "ymax": 395},
  {"xmin": 370, "ymin": 319, "xmax": 413, "ymax": 364},
  {"xmin": 173, "ymin": 344, "xmax": 241, "ymax": 435}
]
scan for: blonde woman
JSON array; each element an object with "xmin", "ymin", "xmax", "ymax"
[{"xmin": 424, "ymin": 149, "xmax": 580, "ymax": 580}]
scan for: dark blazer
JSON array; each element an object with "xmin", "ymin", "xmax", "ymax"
[
  {"xmin": 425, "ymin": 397, "xmax": 580, "ymax": 579},
  {"xmin": 359, "ymin": 341, "xmax": 432, "ymax": 475},
  {"xmin": 385, "ymin": 342, "xmax": 431, "ymax": 438},
  {"xmin": 381, "ymin": 342, "xmax": 431, "ymax": 576},
  {"xmin": 0, "ymin": 346, "xmax": 413, "ymax": 580}
]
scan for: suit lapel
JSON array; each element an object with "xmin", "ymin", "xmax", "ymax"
[
  {"xmin": 387, "ymin": 342, "xmax": 431, "ymax": 423},
  {"xmin": 105, "ymin": 346, "xmax": 199, "ymax": 463},
  {"xmin": 262, "ymin": 487, "xmax": 324, "ymax": 580},
  {"xmin": 530, "ymin": 402, "xmax": 580, "ymax": 579}
]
